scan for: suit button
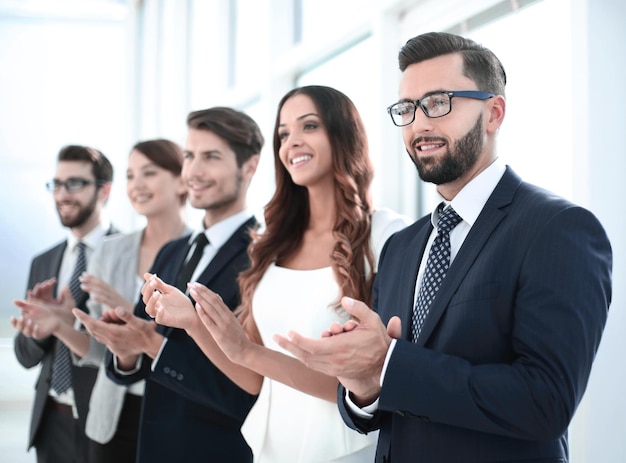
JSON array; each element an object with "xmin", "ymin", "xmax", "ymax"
[
  {"xmin": 170, "ymin": 370, "xmax": 177, "ymax": 377},
  {"xmin": 163, "ymin": 367, "xmax": 170, "ymax": 374},
  {"xmin": 177, "ymin": 373, "xmax": 183, "ymax": 381}
]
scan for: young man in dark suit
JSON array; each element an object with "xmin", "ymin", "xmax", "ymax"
[
  {"xmin": 276, "ymin": 32, "xmax": 612, "ymax": 463},
  {"xmin": 12, "ymin": 145, "xmax": 117, "ymax": 463},
  {"xmin": 74, "ymin": 107, "xmax": 263, "ymax": 462}
]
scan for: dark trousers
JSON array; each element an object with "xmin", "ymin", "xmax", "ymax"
[
  {"xmin": 89, "ymin": 393, "xmax": 142, "ymax": 463},
  {"xmin": 35, "ymin": 399, "xmax": 88, "ymax": 463}
]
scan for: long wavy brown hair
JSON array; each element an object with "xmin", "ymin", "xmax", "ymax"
[{"xmin": 237, "ymin": 85, "xmax": 375, "ymax": 332}]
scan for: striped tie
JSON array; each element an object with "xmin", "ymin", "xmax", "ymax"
[{"xmin": 50, "ymin": 241, "xmax": 86, "ymax": 394}]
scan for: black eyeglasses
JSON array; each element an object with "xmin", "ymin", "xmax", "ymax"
[
  {"xmin": 46, "ymin": 178, "xmax": 104, "ymax": 193},
  {"xmin": 387, "ymin": 90, "xmax": 495, "ymax": 127}
]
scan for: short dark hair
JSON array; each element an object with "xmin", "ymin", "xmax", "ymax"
[
  {"xmin": 399, "ymin": 32, "xmax": 506, "ymax": 96},
  {"xmin": 57, "ymin": 145, "xmax": 114, "ymax": 184},
  {"xmin": 186, "ymin": 107, "xmax": 264, "ymax": 167}
]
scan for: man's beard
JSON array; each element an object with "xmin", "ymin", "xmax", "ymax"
[
  {"xmin": 58, "ymin": 191, "xmax": 98, "ymax": 228},
  {"xmin": 408, "ymin": 115, "xmax": 483, "ymax": 185}
]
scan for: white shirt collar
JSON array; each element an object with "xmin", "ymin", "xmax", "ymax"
[
  {"xmin": 67, "ymin": 219, "xmax": 110, "ymax": 251},
  {"xmin": 432, "ymin": 160, "xmax": 506, "ymax": 227},
  {"xmin": 189, "ymin": 210, "xmax": 253, "ymax": 249}
]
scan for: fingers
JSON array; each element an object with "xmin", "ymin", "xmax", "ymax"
[
  {"xmin": 73, "ymin": 309, "xmax": 94, "ymax": 328},
  {"xmin": 142, "ymin": 274, "xmax": 172, "ymax": 305},
  {"xmin": 11, "ymin": 315, "xmax": 24, "ymax": 332},
  {"xmin": 273, "ymin": 333, "xmax": 309, "ymax": 360},
  {"xmin": 100, "ymin": 310, "xmax": 125, "ymax": 324},
  {"xmin": 13, "ymin": 316, "xmax": 35, "ymax": 337},
  {"xmin": 114, "ymin": 306, "xmax": 134, "ymax": 324},
  {"xmin": 340, "ymin": 297, "xmax": 375, "ymax": 323},
  {"xmin": 386, "ymin": 316, "xmax": 402, "ymax": 339}
]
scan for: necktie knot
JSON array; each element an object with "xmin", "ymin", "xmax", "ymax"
[
  {"xmin": 193, "ymin": 232, "xmax": 209, "ymax": 249},
  {"xmin": 436, "ymin": 205, "xmax": 462, "ymax": 235}
]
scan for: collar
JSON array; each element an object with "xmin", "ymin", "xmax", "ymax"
[
  {"xmin": 189, "ymin": 210, "xmax": 253, "ymax": 249},
  {"xmin": 432, "ymin": 159, "xmax": 506, "ymax": 227},
  {"xmin": 67, "ymin": 220, "xmax": 110, "ymax": 251}
]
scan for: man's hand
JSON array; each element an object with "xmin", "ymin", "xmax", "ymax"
[
  {"xmin": 142, "ymin": 273, "xmax": 199, "ymax": 332},
  {"xmin": 73, "ymin": 306, "xmax": 161, "ymax": 370},
  {"xmin": 274, "ymin": 296, "xmax": 401, "ymax": 406},
  {"xmin": 12, "ymin": 298, "xmax": 71, "ymax": 339},
  {"xmin": 27, "ymin": 278, "xmax": 57, "ymax": 304},
  {"xmin": 190, "ymin": 282, "xmax": 253, "ymax": 365}
]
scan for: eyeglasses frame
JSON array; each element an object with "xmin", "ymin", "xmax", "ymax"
[
  {"xmin": 46, "ymin": 178, "xmax": 107, "ymax": 193},
  {"xmin": 387, "ymin": 90, "xmax": 496, "ymax": 127}
]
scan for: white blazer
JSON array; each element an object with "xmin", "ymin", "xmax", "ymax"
[{"xmin": 73, "ymin": 227, "xmax": 191, "ymax": 443}]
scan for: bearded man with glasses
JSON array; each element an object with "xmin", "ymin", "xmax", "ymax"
[
  {"xmin": 277, "ymin": 31, "xmax": 612, "ymax": 463},
  {"xmin": 12, "ymin": 144, "xmax": 119, "ymax": 463}
]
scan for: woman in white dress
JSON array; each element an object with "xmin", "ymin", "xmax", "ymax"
[{"xmin": 143, "ymin": 86, "xmax": 410, "ymax": 462}]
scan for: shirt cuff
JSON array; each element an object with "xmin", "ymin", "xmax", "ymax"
[
  {"xmin": 343, "ymin": 338, "xmax": 397, "ymax": 418},
  {"xmin": 151, "ymin": 337, "xmax": 168, "ymax": 372},
  {"xmin": 113, "ymin": 353, "xmax": 142, "ymax": 375}
]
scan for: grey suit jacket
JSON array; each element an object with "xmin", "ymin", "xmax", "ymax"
[{"xmin": 13, "ymin": 225, "xmax": 119, "ymax": 449}]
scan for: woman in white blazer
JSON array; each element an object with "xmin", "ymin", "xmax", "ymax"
[{"xmin": 74, "ymin": 139, "xmax": 190, "ymax": 462}]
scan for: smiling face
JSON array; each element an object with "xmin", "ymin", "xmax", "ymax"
[
  {"xmin": 126, "ymin": 149, "xmax": 185, "ymax": 218},
  {"xmin": 399, "ymin": 53, "xmax": 504, "ymax": 197},
  {"xmin": 53, "ymin": 160, "xmax": 104, "ymax": 232},
  {"xmin": 183, "ymin": 128, "xmax": 256, "ymax": 225},
  {"xmin": 277, "ymin": 94, "xmax": 334, "ymax": 190}
]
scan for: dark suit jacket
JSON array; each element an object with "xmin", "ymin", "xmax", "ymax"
[
  {"xmin": 339, "ymin": 167, "xmax": 612, "ymax": 463},
  {"xmin": 105, "ymin": 217, "xmax": 258, "ymax": 463},
  {"xmin": 13, "ymin": 225, "xmax": 119, "ymax": 449}
]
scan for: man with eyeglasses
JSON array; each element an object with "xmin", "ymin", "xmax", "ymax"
[
  {"xmin": 276, "ymin": 32, "xmax": 612, "ymax": 462},
  {"xmin": 12, "ymin": 144, "xmax": 118, "ymax": 463}
]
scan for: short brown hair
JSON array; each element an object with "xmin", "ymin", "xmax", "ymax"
[{"xmin": 186, "ymin": 107, "xmax": 264, "ymax": 167}]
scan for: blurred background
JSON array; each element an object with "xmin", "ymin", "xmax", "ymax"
[{"xmin": 0, "ymin": 0, "xmax": 624, "ymax": 461}]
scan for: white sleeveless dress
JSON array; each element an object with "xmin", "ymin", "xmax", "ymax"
[{"xmin": 241, "ymin": 209, "xmax": 411, "ymax": 463}]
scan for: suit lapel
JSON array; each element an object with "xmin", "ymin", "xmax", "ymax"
[
  {"xmin": 416, "ymin": 167, "xmax": 522, "ymax": 345},
  {"xmin": 194, "ymin": 217, "xmax": 256, "ymax": 286}
]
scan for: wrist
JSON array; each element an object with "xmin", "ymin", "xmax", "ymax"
[
  {"xmin": 144, "ymin": 330, "xmax": 164, "ymax": 359},
  {"xmin": 346, "ymin": 381, "xmax": 381, "ymax": 408},
  {"xmin": 117, "ymin": 354, "xmax": 139, "ymax": 371}
]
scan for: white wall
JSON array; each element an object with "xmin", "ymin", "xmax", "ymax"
[{"xmin": 568, "ymin": 0, "xmax": 626, "ymax": 461}]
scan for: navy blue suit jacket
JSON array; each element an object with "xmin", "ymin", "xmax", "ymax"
[
  {"xmin": 106, "ymin": 217, "xmax": 258, "ymax": 463},
  {"xmin": 339, "ymin": 167, "xmax": 612, "ymax": 463}
]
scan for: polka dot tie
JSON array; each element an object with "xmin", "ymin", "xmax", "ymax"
[
  {"xmin": 411, "ymin": 205, "xmax": 462, "ymax": 342},
  {"xmin": 50, "ymin": 241, "xmax": 86, "ymax": 395}
]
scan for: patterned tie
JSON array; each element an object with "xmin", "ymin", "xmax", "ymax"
[
  {"xmin": 411, "ymin": 205, "xmax": 462, "ymax": 341},
  {"xmin": 50, "ymin": 241, "xmax": 86, "ymax": 394},
  {"xmin": 176, "ymin": 233, "xmax": 209, "ymax": 292}
]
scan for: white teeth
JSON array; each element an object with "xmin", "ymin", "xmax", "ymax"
[
  {"xmin": 291, "ymin": 155, "xmax": 312, "ymax": 165},
  {"xmin": 419, "ymin": 144, "xmax": 441, "ymax": 151},
  {"xmin": 134, "ymin": 195, "xmax": 150, "ymax": 203}
]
